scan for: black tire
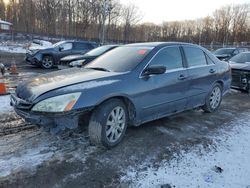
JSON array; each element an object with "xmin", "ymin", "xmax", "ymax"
[
  {"xmin": 202, "ymin": 83, "xmax": 222, "ymax": 113},
  {"xmin": 41, "ymin": 55, "xmax": 54, "ymax": 69},
  {"xmin": 88, "ymin": 99, "xmax": 128, "ymax": 148}
]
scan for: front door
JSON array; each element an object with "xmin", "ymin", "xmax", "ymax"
[
  {"xmin": 137, "ymin": 46, "xmax": 189, "ymax": 122},
  {"xmin": 58, "ymin": 42, "xmax": 73, "ymax": 59}
]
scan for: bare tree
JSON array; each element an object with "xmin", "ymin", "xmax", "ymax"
[{"xmin": 121, "ymin": 4, "xmax": 142, "ymax": 41}]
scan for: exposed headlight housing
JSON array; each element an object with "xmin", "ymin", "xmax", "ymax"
[
  {"xmin": 69, "ymin": 59, "xmax": 86, "ymax": 67},
  {"xmin": 32, "ymin": 92, "xmax": 81, "ymax": 112}
]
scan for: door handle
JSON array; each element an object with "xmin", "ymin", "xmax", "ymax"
[
  {"xmin": 209, "ymin": 69, "xmax": 216, "ymax": 73},
  {"xmin": 178, "ymin": 75, "xmax": 188, "ymax": 80}
]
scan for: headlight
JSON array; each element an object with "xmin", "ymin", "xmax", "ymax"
[
  {"xmin": 69, "ymin": 59, "xmax": 86, "ymax": 67},
  {"xmin": 32, "ymin": 92, "xmax": 81, "ymax": 112}
]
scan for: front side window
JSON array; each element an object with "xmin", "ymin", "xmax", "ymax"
[
  {"xmin": 149, "ymin": 46, "xmax": 183, "ymax": 70},
  {"xmin": 183, "ymin": 47, "xmax": 207, "ymax": 67},
  {"xmin": 60, "ymin": 43, "xmax": 72, "ymax": 51}
]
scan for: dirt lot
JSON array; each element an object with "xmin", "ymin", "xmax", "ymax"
[{"xmin": 0, "ymin": 58, "xmax": 250, "ymax": 188}]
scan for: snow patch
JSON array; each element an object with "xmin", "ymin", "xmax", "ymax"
[
  {"xmin": 0, "ymin": 45, "xmax": 26, "ymax": 54},
  {"xmin": 0, "ymin": 146, "xmax": 53, "ymax": 177},
  {"xmin": 123, "ymin": 112, "xmax": 250, "ymax": 188},
  {"xmin": 29, "ymin": 40, "xmax": 52, "ymax": 50},
  {"xmin": 0, "ymin": 95, "xmax": 12, "ymax": 113}
]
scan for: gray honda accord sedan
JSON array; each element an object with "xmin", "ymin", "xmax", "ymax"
[{"xmin": 11, "ymin": 42, "xmax": 231, "ymax": 147}]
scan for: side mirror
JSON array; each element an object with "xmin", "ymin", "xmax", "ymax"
[
  {"xmin": 142, "ymin": 65, "xmax": 166, "ymax": 77},
  {"xmin": 59, "ymin": 46, "xmax": 64, "ymax": 51}
]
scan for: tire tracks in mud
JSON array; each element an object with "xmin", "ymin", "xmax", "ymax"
[{"xmin": 0, "ymin": 112, "xmax": 36, "ymax": 136}]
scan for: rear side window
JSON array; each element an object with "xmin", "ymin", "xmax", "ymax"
[
  {"xmin": 74, "ymin": 42, "xmax": 93, "ymax": 50},
  {"xmin": 183, "ymin": 47, "xmax": 207, "ymax": 67},
  {"xmin": 150, "ymin": 46, "xmax": 183, "ymax": 70},
  {"xmin": 232, "ymin": 49, "xmax": 239, "ymax": 55}
]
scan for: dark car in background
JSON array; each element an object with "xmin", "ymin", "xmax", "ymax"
[
  {"xmin": 213, "ymin": 47, "xmax": 248, "ymax": 61},
  {"xmin": 229, "ymin": 52, "xmax": 250, "ymax": 92},
  {"xmin": 11, "ymin": 42, "xmax": 231, "ymax": 147},
  {"xmin": 59, "ymin": 44, "xmax": 119, "ymax": 68},
  {"xmin": 26, "ymin": 41, "xmax": 97, "ymax": 69}
]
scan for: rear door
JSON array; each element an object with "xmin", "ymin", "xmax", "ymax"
[
  {"xmin": 138, "ymin": 46, "xmax": 189, "ymax": 121},
  {"xmin": 182, "ymin": 46, "xmax": 217, "ymax": 108},
  {"xmin": 72, "ymin": 42, "xmax": 93, "ymax": 54}
]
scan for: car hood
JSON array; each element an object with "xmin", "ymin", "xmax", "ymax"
[
  {"xmin": 60, "ymin": 54, "xmax": 86, "ymax": 61},
  {"xmin": 37, "ymin": 47, "xmax": 56, "ymax": 53},
  {"xmin": 230, "ymin": 62, "xmax": 250, "ymax": 71},
  {"xmin": 215, "ymin": 54, "xmax": 230, "ymax": 58},
  {"xmin": 16, "ymin": 68, "xmax": 122, "ymax": 102}
]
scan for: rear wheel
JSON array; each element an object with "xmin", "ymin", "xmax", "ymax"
[
  {"xmin": 202, "ymin": 83, "xmax": 222, "ymax": 113},
  {"xmin": 41, "ymin": 55, "xmax": 54, "ymax": 69},
  {"xmin": 88, "ymin": 99, "xmax": 128, "ymax": 148}
]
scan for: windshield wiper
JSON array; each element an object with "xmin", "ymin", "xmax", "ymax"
[{"xmin": 86, "ymin": 67, "xmax": 110, "ymax": 72}]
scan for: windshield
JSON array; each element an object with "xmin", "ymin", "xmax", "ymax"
[
  {"xmin": 214, "ymin": 48, "xmax": 234, "ymax": 55},
  {"xmin": 85, "ymin": 45, "xmax": 115, "ymax": 56},
  {"xmin": 230, "ymin": 53, "xmax": 250, "ymax": 64},
  {"xmin": 85, "ymin": 46, "xmax": 153, "ymax": 72},
  {"xmin": 52, "ymin": 41, "xmax": 66, "ymax": 47}
]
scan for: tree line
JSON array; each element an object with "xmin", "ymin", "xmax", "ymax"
[{"xmin": 0, "ymin": 0, "xmax": 249, "ymax": 45}]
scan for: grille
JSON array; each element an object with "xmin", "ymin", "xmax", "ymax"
[
  {"xmin": 231, "ymin": 70, "xmax": 241, "ymax": 86},
  {"xmin": 10, "ymin": 94, "xmax": 33, "ymax": 110}
]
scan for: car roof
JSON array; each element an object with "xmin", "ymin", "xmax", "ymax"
[
  {"xmin": 101, "ymin": 44, "xmax": 121, "ymax": 47},
  {"xmin": 217, "ymin": 47, "xmax": 236, "ymax": 50},
  {"xmin": 124, "ymin": 42, "xmax": 197, "ymax": 48},
  {"xmin": 216, "ymin": 47, "xmax": 248, "ymax": 50},
  {"xmin": 60, "ymin": 40, "xmax": 96, "ymax": 44}
]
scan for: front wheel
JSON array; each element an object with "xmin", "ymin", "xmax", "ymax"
[
  {"xmin": 202, "ymin": 83, "xmax": 222, "ymax": 113},
  {"xmin": 41, "ymin": 55, "xmax": 54, "ymax": 69},
  {"xmin": 88, "ymin": 99, "xmax": 128, "ymax": 148}
]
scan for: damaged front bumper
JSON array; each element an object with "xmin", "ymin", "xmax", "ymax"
[
  {"xmin": 231, "ymin": 70, "xmax": 250, "ymax": 92},
  {"xmin": 11, "ymin": 94, "xmax": 91, "ymax": 134}
]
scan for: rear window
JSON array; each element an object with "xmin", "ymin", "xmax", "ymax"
[
  {"xmin": 230, "ymin": 53, "xmax": 250, "ymax": 64},
  {"xmin": 86, "ymin": 45, "xmax": 115, "ymax": 56},
  {"xmin": 85, "ymin": 46, "xmax": 153, "ymax": 72},
  {"xmin": 214, "ymin": 48, "xmax": 234, "ymax": 55}
]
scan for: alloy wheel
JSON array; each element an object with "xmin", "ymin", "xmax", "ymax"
[
  {"xmin": 209, "ymin": 86, "xmax": 221, "ymax": 109},
  {"xmin": 105, "ymin": 106, "xmax": 126, "ymax": 143},
  {"xmin": 42, "ymin": 57, "xmax": 53, "ymax": 68}
]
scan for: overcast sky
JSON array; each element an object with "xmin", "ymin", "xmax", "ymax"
[{"xmin": 120, "ymin": 0, "xmax": 250, "ymax": 24}]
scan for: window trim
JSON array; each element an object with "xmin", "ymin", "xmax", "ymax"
[
  {"xmin": 140, "ymin": 45, "xmax": 185, "ymax": 78},
  {"xmin": 182, "ymin": 46, "xmax": 209, "ymax": 68},
  {"xmin": 205, "ymin": 53, "xmax": 215, "ymax": 65}
]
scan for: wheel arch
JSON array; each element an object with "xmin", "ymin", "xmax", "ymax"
[
  {"xmin": 42, "ymin": 53, "xmax": 54, "ymax": 61},
  {"xmin": 215, "ymin": 80, "xmax": 224, "ymax": 89},
  {"xmin": 94, "ymin": 95, "xmax": 137, "ymax": 125}
]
